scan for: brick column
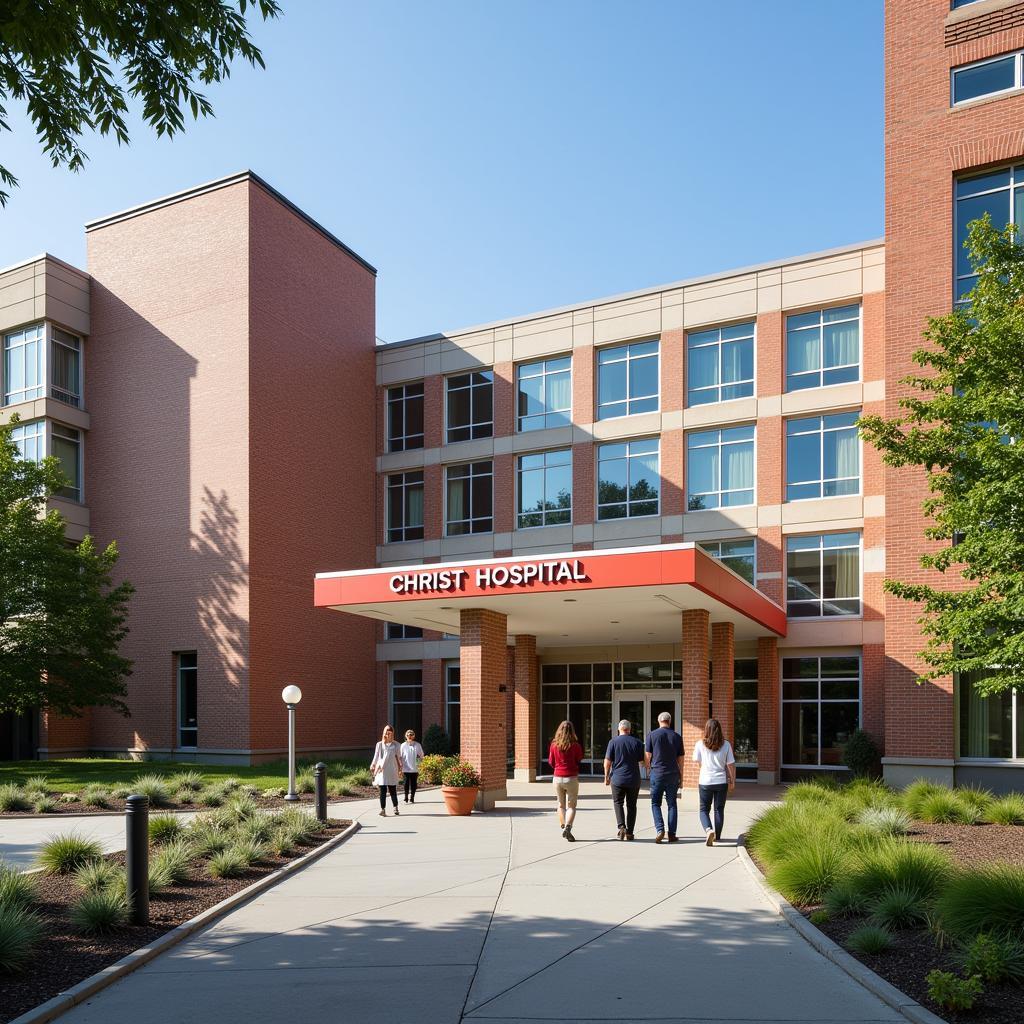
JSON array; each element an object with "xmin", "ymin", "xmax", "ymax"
[
  {"xmin": 459, "ymin": 608, "xmax": 508, "ymax": 809},
  {"xmin": 757, "ymin": 635, "xmax": 780, "ymax": 785},
  {"xmin": 421, "ymin": 659, "xmax": 445, "ymax": 740},
  {"xmin": 513, "ymin": 635, "xmax": 538, "ymax": 782},
  {"xmin": 711, "ymin": 622, "xmax": 735, "ymax": 750},
  {"xmin": 681, "ymin": 608, "xmax": 709, "ymax": 789}
]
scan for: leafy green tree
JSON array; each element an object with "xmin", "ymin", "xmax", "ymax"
[
  {"xmin": 0, "ymin": 0, "xmax": 281, "ymax": 204},
  {"xmin": 0, "ymin": 417, "xmax": 133, "ymax": 715},
  {"xmin": 859, "ymin": 217, "xmax": 1024, "ymax": 696}
]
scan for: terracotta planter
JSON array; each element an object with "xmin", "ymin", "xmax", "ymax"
[{"xmin": 442, "ymin": 785, "xmax": 478, "ymax": 815}]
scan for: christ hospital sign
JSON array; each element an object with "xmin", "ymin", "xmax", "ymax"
[{"xmin": 389, "ymin": 558, "xmax": 589, "ymax": 595}]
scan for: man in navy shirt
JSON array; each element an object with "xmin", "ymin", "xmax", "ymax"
[
  {"xmin": 645, "ymin": 711, "xmax": 685, "ymax": 842},
  {"xmin": 603, "ymin": 719, "xmax": 645, "ymax": 840}
]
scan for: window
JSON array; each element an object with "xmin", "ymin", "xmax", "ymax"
[
  {"xmin": 390, "ymin": 665, "xmax": 422, "ymax": 738},
  {"xmin": 785, "ymin": 411, "xmax": 860, "ymax": 501},
  {"xmin": 386, "ymin": 471, "xmax": 424, "ymax": 542},
  {"xmin": 51, "ymin": 424, "xmax": 81, "ymax": 502},
  {"xmin": 517, "ymin": 357, "xmax": 571, "ymax": 431},
  {"xmin": 955, "ymin": 166, "xmax": 1024, "ymax": 301},
  {"xmin": 540, "ymin": 663, "xmax": 613, "ymax": 771},
  {"xmin": 446, "ymin": 663, "xmax": 461, "ymax": 754},
  {"xmin": 734, "ymin": 659, "xmax": 758, "ymax": 776},
  {"xmin": 50, "ymin": 328, "xmax": 81, "ymax": 407},
  {"xmin": 786, "ymin": 304, "xmax": 860, "ymax": 391},
  {"xmin": 698, "ymin": 538, "xmax": 755, "ymax": 584},
  {"xmin": 517, "ymin": 449, "xmax": 572, "ymax": 528},
  {"xmin": 951, "ymin": 0, "xmax": 987, "ymax": 7},
  {"xmin": 597, "ymin": 339, "xmax": 659, "ymax": 419},
  {"xmin": 786, "ymin": 533, "xmax": 861, "ymax": 618},
  {"xmin": 386, "ymin": 623, "xmax": 423, "ymax": 640},
  {"xmin": 687, "ymin": 322, "xmax": 754, "ymax": 406},
  {"xmin": 445, "ymin": 461, "xmax": 493, "ymax": 534},
  {"xmin": 9, "ymin": 420, "xmax": 44, "ymax": 463},
  {"xmin": 446, "ymin": 371, "xmax": 493, "ymax": 442},
  {"xmin": 687, "ymin": 426, "xmax": 754, "ymax": 510},
  {"xmin": 176, "ymin": 651, "xmax": 198, "ymax": 748},
  {"xmin": 597, "ymin": 438, "xmax": 659, "ymax": 520},
  {"xmin": 3, "ymin": 324, "xmax": 45, "ymax": 406},
  {"xmin": 952, "ymin": 53, "xmax": 1020, "ymax": 106},
  {"xmin": 782, "ymin": 656, "xmax": 860, "ymax": 768},
  {"xmin": 959, "ymin": 671, "xmax": 1023, "ymax": 759},
  {"xmin": 387, "ymin": 382, "xmax": 424, "ymax": 452}
]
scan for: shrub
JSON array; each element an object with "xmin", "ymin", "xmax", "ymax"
[
  {"xmin": 857, "ymin": 806, "xmax": 912, "ymax": 839},
  {"xmin": 38, "ymin": 834, "xmax": 103, "ymax": 874},
  {"xmin": 900, "ymin": 779, "xmax": 947, "ymax": 820},
  {"xmin": 418, "ymin": 755, "xmax": 456, "ymax": 786},
  {"xmin": 345, "ymin": 767, "xmax": 372, "ymax": 787},
  {"xmin": 151, "ymin": 838, "xmax": 193, "ymax": 885},
  {"xmin": 925, "ymin": 970, "xmax": 982, "ymax": 1012},
  {"xmin": 75, "ymin": 859, "xmax": 122, "ymax": 894},
  {"xmin": 0, "ymin": 903, "xmax": 44, "ymax": 971},
  {"xmin": 198, "ymin": 788, "xmax": 224, "ymax": 807},
  {"xmin": 71, "ymin": 888, "xmax": 129, "ymax": 934},
  {"xmin": 131, "ymin": 774, "xmax": 170, "ymax": 807},
  {"xmin": 0, "ymin": 784, "xmax": 30, "ymax": 813},
  {"xmin": 440, "ymin": 760, "xmax": 480, "ymax": 788},
  {"xmin": 188, "ymin": 821, "xmax": 231, "ymax": 858},
  {"xmin": 767, "ymin": 834, "xmax": 850, "ymax": 906},
  {"xmin": 808, "ymin": 909, "xmax": 829, "ymax": 926},
  {"xmin": 59, "ymin": 793, "xmax": 78, "ymax": 804},
  {"xmin": 262, "ymin": 787, "xmax": 285, "ymax": 799},
  {"xmin": 847, "ymin": 924, "xmax": 893, "ymax": 955},
  {"xmin": 843, "ymin": 729, "xmax": 881, "ymax": 778},
  {"xmin": 224, "ymin": 794, "xmax": 259, "ymax": 823},
  {"xmin": 81, "ymin": 784, "xmax": 111, "ymax": 808},
  {"xmin": 957, "ymin": 932, "xmax": 1024, "ymax": 984},
  {"xmin": 208, "ymin": 848, "xmax": 248, "ymax": 879},
  {"xmin": 295, "ymin": 768, "xmax": 315, "ymax": 795},
  {"xmin": 31, "ymin": 795, "xmax": 56, "ymax": 814},
  {"xmin": 0, "ymin": 862, "xmax": 36, "ymax": 910},
  {"xmin": 847, "ymin": 839, "xmax": 952, "ymax": 904},
  {"xmin": 870, "ymin": 884, "xmax": 931, "ymax": 930},
  {"xmin": 824, "ymin": 881, "xmax": 871, "ymax": 918},
  {"xmin": 986, "ymin": 793, "xmax": 1024, "ymax": 825},
  {"xmin": 421, "ymin": 723, "xmax": 451, "ymax": 756},
  {"xmin": 22, "ymin": 775, "xmax": 50, "ymax": 796},
  {"xmin": 937, "ymin": 864, "xmax": 1024, "ymax": 939},
  {"xmin": 148, "ymin": 814, "xmax": 185, "ymax": 845},
  {"xmin": 231, "ymin": 837, "xmax": 267, "ymax": 867}
]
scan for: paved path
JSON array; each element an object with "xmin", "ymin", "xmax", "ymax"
[{"xmin": 38, "ymin": 782, "xmax": 901, "ymax": 1024}]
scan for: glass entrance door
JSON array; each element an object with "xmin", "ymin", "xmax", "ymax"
[{"xmin": 612, "ymin": 692, "xmax": 681, "ymax": 779}]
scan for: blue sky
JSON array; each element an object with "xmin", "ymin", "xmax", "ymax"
[{"xmin": 0, "ymin": 1, "xmax": 883, "ymax": 342}]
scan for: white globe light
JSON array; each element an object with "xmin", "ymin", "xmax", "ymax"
[{"xmin": 281, "ymin": 685, "xmax": 303, "ymax": 705}]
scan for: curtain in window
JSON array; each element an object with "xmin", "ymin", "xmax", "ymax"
[
  {"xmin": 833, "ymin": 428, "xmax": 859, "ymax": 482},
  {"xmin": 547, "ymin": 371, "xmax": 570, "ymax": 414},
  {"xmin": 51, "ymin": 343, "xmax": 79, "ymax": 394},
  {"xmin": 963, "ymin": 681, "xmax": 990, "ymax": 756},
  {"xmin": 833, "ymin": 547, "xmax": 859, "ymax": 600},
  {"xmin": 722, "ymin": 442, "xmax": 753, "ymax": 491},
  {"xmin": 787, "ymin": 330, "xmax": 818, "ymax": 375},
  {"xmin": 407, "ymin": 485, "xmax": 424, "ymax": 528},
  {"xmin": 823, "ymin": 321, "xmax": 858, "ymax": 369},
  {"xmin": 720, "ymin": 340, "xmax": 745, "ymax": 384},
  {"xmin": 447, "ymin": 479, "xmax": 465, "ymax": 523}
]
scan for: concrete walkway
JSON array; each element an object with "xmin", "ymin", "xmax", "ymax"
[{"xmin": 48, "ymin": 782, "xmax": 900, "ymax": 1024}]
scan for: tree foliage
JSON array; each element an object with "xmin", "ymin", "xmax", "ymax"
[
  {"xmin": 0, "ymin": 417, "xmax": 133, "ymax": 715},
  {"xmin": 0, "ymin": 0, "xmax": 281, "ymax": 204},
  {"xmin": 859, "ymin": 217, "xmax": 1024, "ymax": 696}
]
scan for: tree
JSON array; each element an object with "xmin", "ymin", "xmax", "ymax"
[
  {"xmin": 0, "ymin": 0, "xmax": 281, "ymax": 204},
  {"xmin": 0, "ymin": 417, "xmax": 134, "ymax": 715},
  {"xmin": 859, "ymin": 216, "xmax": 1024, "ymax": 697}
]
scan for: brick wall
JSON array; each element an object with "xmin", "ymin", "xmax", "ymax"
[{"xmin": 681, "ymin": 608, "xmax": 709, "ymax": 788}]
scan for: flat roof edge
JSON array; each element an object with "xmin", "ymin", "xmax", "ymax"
[{"xmin": 0, "ymin": 252, "xmax": 89, "ymax": 280}]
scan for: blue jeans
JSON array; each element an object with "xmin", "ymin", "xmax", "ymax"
[
  {"xmin": 699, "ymin": 783, "xmax": 729, "ymax": 840},
  {"xmin": 650, "ymin": 774, "xmax": 679, "ymax": 837}
]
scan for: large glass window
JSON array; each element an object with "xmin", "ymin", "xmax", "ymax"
[
  {"xmin": 959, "ymin": 671, "xmax": 1022, "ymax": 759},
  {"xmin": 786, "ymin": 532, "xmax": 861, "ymax": 618},
  {"xmin": 517, "ymin": 356, "xmax": 571, "ymax": 431},
  {"xmin": 786, "ymin": 304, "xmax": 860, "ymax": 391},
  {"xmin": 687, "ymin": 425, "xmax": 754, "ymax": 510},
  {"xmin": 698, "ymin": 538, "xmax": 755, "ymax": 584},
  {"xmin": 597, "ymin": 339, "xmax": 659, "ymax": 419},
  {"xmin": 955, "ymin": 166, "xmax": 1024, "ymax": 301},
  {"xmin": 446, "ymin": 663, "xmax": 461, "ymax": 754},
  {"xmin": 9, "ymin": 420, "xmax": 44, "ymax": 463},
  {"xmin": 540, "ymin": 663, "xmax": 613, "ymax": 771},
  {"xmin": 390, "ymin": 665, "xmax": 423, "ymax": 738},
  {"xmin": 387, "ymin": 382, "xmax": 424, "ymax": 452},
  {"xmin": 597, "ymin": 438, "xmax": 659, "ymax": 520},
  {"xmin": 50, "ymin": 328, "xmax": 81, "ymax": 407},
  {"xmin": 386, "ymin": 470, "xmax": 424, "ymax": 543},
  {"xmin": 517, "ymin": 449, "xmax": 572, "ymax": 528},
  {"xmin": 51, "ymin": 424, "xmax": 81, "ymax": 502},
  {"xmin": 687, "ymin": 322, "xmax": 754, "ymax": 406},
  {"xmin": 176, "ymin": 651, "xmax": 198, "ymax": 748},
  {"xmin": 734, "ymin": 658, "xmax": 758, "ymax": 775},
  {"xmin": 786, "ymin": 411, "xmax": 860, "ymax": 501},
  {"xmin": 952, "ymin": 53, "xmax": 1019, "ymax": 106},
  {"xmin": 446, "ymin": 461, "xmax": 493, "ymax": 535},
  {"xmin": 446, "ymin": 371, "xmax": 493, "ymax": 443},
  {"xmin": 3, "ymin": 324, "xmax": 45, "ymax": 406},
  {"xmin": 782, "ymin": 656, "xmax": 860, "ymax": 768},
  {"xmin": 385, "ymin": 623, "xmax": 423, "ymax": 640}
]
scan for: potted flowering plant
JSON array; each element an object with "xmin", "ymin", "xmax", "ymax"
[
  {"xmin": 418, "ymin": 754, "xmax": 457, "ymax": 786},
  {"xmin": 440, "ymin": 759, "xmax": 480, "ymax": 815}
]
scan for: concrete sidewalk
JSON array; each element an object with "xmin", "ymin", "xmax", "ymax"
[{"xmin": 52, "ymin": 781, "xmax": 902, "ymax": 1024}]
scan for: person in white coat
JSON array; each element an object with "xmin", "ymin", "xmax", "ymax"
[
  {"xmin": 371, "ymin": 724, "xmax": 403, "ymax": 817},
  {"xmin": 400, "ymin": 729, "xmax": 425, "ymax": 804}
]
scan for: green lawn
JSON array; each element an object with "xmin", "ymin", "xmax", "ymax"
[{"xmin": 0, "ymin": 757, "xmax": 367, "ymax": 792}]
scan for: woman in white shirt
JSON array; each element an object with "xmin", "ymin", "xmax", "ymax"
[
  {"xmin": 400, "ymin": 729, "xmax": 425, "ymax": 804},
  {"xmin": 691, "ymin": 718, "xmax": 736, "ymax": 846},
  {"xmin": 371, "ymin": 724, "xmax": 403, "ymax": 817}
]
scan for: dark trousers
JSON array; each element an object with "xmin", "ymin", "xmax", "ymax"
[
  {"xmin": 378, "ymin": 784, "xmax": 398, "ymax": 809},
  {"xmin": 699, "ymin": 783, "xmax": 729, "ymax": 840},
  {"xmin": 650, "ymin": 774, "xmax": 680, "ymax": 837},
  {"xmin": 611, "ymin": 782, "xmax": 640, "ymax": 834},
  {"xmin": 403, "ymin": 771, "xmax": 418, "ymax": 801}
]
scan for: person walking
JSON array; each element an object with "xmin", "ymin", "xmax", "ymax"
[
  {"xmin": 692, "ymin": 717, "xmax": 736, "ymax": 846},
  {"xmin": 645, "ymin": 711, "xmax": 684, "ymax": 843},
  {"xmin": 370, "ymin": 724, "xmax": 403, "ymax": 817},
  {"xmin": 549, "ymin": 720, "xmax": 584, "ymax": 842},
  {"xmin": 603, "ymin": 719, "xmax": 645, "ymax": 840},
  {"xmin": 400, "ymin": 729, "xmax": 425, "ymax": 804}
]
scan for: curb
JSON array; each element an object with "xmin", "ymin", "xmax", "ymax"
[
  {"xmin": 736, "ymin": 837, "xmax": 947, "ymax": 1024},
  {"xmin": 8, "ymin": 820, "xmax": 361, "ymax": 1024}
]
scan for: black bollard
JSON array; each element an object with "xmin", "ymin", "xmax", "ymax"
[
  {"xmin": 314, "ymin": 762, "xmax": 328, "ymax": 823},
  {"xmin": 125, "ymin": 794, "xmax": 149, "ymax": 925}
]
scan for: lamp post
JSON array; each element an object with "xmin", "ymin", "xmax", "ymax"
[{"xmin": 281, "ymin": 685, "xmax": 303, "ymax": 802}]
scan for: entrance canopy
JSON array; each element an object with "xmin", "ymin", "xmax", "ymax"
[{"xmin": 314, "ymin": 543, "xmax": 786, "ymax": 646}]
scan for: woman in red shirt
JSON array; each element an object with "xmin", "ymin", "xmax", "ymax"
[{"xmin": 549, "ymin": 720, "xmax": 584, "ymax": 842}]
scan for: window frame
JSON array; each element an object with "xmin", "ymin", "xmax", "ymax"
[
  {"xmin": 388, "ymin": 662, "xmax": 423, "ymax": 739},
  {"xmin": 3, "ymin": 323, "xmax": 46, "ymax": 406},
  {"xmin": 785, "ymin": 410, "xmax": 862, "ymax": 502},
  {"xmin": 595, "ymin": 338, "xmax": 660, "ymax": 420},
  {"xmin": 784, "ymin": 304, "xmax": 862, "ymax": 393},
  {"xmin": 596, "ymin": 437, "xmax": 661, "ymax": 521},
  {"xmin": 951, "ymin": 51, "xmax": 1022, "ymax": 107},
  {"xmin": 686, "ymin": 424, "xmax": 756, "ymax": 511},
  {"xmin": 49, "ymin": 327, "xmax": 81, "ymax": 408},
  {"xmin": 385, "ymin": 470, "xmax": 425, "ymax": 543},
  {"xmin": 685, "ymin": 320, "xmax": 756, "ymax": 407},
  {"xmin": 516, "ymin": 355, "xmax": 572, "ymax": 432},
  {"xmin": 176, "ymin": 651, "xmax": 198, "ymax": 749},
  {"xmin": 386, "ymin": 381, "xmax": 425, "ymax": 453},
  {"xmin": 781, "ymin": 655, "xmax": 862, "ymax": 770},
  {"xmin": 785, "ymin": 532, "xmax": 863, "ymax": 620},
  {"xmin": 444, "ymin": 460, "xmax": 494, "ymax": 536},
  {"xmin": 50, "ymin": 422, "xmax": 82, "ymax": 503},
  {"xmin": 9, "ymin": 419, "xmax": 45, "ymax": 464},
  {"xmin": 446, "ymin": 661, "xmax": 461, "ymax": 754},
  {"xmin": 698, "ymin": 537, "xmax": 757, "ymax": 585},
  {"xmin": 445, "ymin": 370, "xmax": 494, "ymax": 444},
  {"xmin": 516, "ymin": 448, "xmax": 573, "ymax": 530},
  {"xmin": 385, "ymin": 623, "xmax": 424, "ymax": 640}
]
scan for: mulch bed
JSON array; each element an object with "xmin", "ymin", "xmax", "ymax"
[{"xmin": 0, "ymin": 821, "xmax": 349, "ymax": 1024}]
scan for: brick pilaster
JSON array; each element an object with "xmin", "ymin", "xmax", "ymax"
[
  {"xmin": 711, "ymin": 621, "xmax": 735, "ymax": 753},
  {"xmin": 513, "ymin": 635, "xmax": 538, "ymax": 781},
  {"xmin": 757, "ymin": 635, "xmax": 780, "ymax": 785},
  {"xmin": 681, "ymin": 608, "xmax": 709, "ymax": 789}
]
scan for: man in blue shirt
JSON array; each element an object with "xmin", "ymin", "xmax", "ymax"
[
  {"xmin": 645, "ymin": 711, "xmax": 685, "ymax": 842},
  {"xmin": 603, "ymin": 719, "xmax": 645, "ymax": 840}
]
